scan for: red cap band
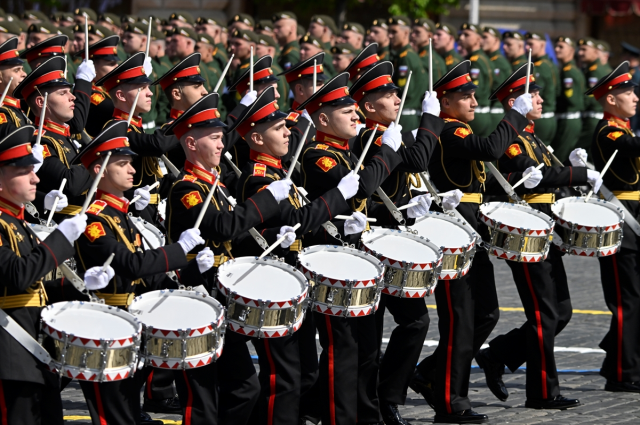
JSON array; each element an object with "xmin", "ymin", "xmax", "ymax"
[
  {"xmin": 436, "ymin": 73, "xmax": 472, "ymax": 97},
  {"xmin": 305, "ymin": 86, "xmax": 351, "ymax": 114},
  {"xmin": 174, "ymin": 108, "xmax": 221, "ymax": 139},
  {"xmin": 593, "ymin": 73, "xmax": 632, "ymax": 100},
  {"xmin": 236, "ymin": 101, "xmax": 279, "ymax": 136},
  {"xmin": 0, "ymin": 143, "xmax": 32, "ymax": 163},
  {"xmin": 495, "ymin": 74, "xmax": 535, "ymax": 101},
  {"xmin": 81, "ymin": 137, "xmax": 130, "ymax": 168},
  {"xmin": 103, "ymin": 66, "xmax": 146, "ymax": 91},
  {"xmin": 160, "ymin": 66, "xmax": 201, "ymax": 90},
  {"xmin": 238, "ymin": 68, "xmax": 274, "ymax": 93},
  {"xmin": 0, "ymin": 49, "xmax": 20, "ymax": 63},
  {"xmin": 84, "ymin": 46, "xmax": 118, "ymax": 59},
  {"xmin": 352, "ymin": 74, "xmax": 394, "ymax": 102},
  {"xmin": 285, "ymin": 64, "xmax": 323, "ymax": 84},
  {"xmin": 348, "ymin": 54, "xmax": 379, "ymax": 80},
  {"xmin": 22, "ymin": 70, "xmax": 66, "ymax": 99},
  {"xmin": 25, "ymin": 46, "xmax": 64, "ymax": 62}
]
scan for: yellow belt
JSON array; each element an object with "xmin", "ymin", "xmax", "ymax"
[
  {"xmin": 613, "ymin": 191, "xmax": 640, "ymax": 201},
  {"xmin": 94, "ymin": 292, "xmax": 135, "ymax": 307},
  {"xmin": 58, "ymin": 205, "xmax": 82, "ymax": 216},
  {"xmin": 289, "ymin": 240, "xmax": 302, "ymax": 252},
  {"xmin": 460, "ymin": 193, "xmax": 483, "ymax": 203},
  {"xmin": 510, "ymin": 193, "xmax": 556, "ymax": 204},
  {"xmin": 149, "ymin": 194, "xmax": 160, "ymax": 205},
  {"xmin": 0, "ymin": 292, "xmax": 45, "ymax": 309},
  {"xmin": 186, "ymin": 253, "xmax": 229, "ymax": 267}
]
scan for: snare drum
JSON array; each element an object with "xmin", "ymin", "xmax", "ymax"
[
  {"xmin": 129, "ymin": 289, "xmax": 225, "ymax": 369},
  {"xmin": 360, "ymin": 228, "xmax": 443, "ymax": 298},
  {"xmin": 411, "ymin": 212, "xmax": 477, "ymax": 280},
  {"xmin": 128, "ymin": 214, "xmax": 165, "ymax": 249},
  {"xmin": 479, "ymin": 202, "xmax": 555, "ymax": 262},
  {"xmin": 297, "ymin": 245, "xmax": 384, "ymax": 317},
  {"xmin": 551, "ymin": 197, "xmax": 624, "ymax": 257},
  {"xmin": 41, "ymin": 301, "xmax": 141, "ymax": 382},
  {"xmin": 217, "ymin": 257, "xmax": 308, "ymax": 338},
  {"xmin": 30, "ymin": 223, "xmax": 55, "ymax": 241}
]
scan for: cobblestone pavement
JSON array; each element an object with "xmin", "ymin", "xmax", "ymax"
[{"xmin": 61, "ymin": 255, "xmax": 640, "ymax": 424}]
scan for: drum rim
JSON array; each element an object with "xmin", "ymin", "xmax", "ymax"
[
  {"xmin": 297, "ymin": 244, "xmax": 384, "ymax": 287},
  {"xmin": 361, "ymin": 227, "xmax": 443, "ymax": 270},
  {"xmin": 551, "ymin": 196, "xmax": 624, "ymax": 232},
  {"xmin": 411, "ymin": 211, "xmax": 477, "ymax": 250},
  {"xmin": 479, "ymin": 201, "xmax": 554, "ymax": 235}
]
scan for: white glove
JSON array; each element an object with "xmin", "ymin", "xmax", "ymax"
[
  {"xmin": 58, "ymin": 213, "xmax": 88, "ymax": 244},
  {"xmin": 587, "ymin": 169, "xmax": 603, "ymax": 193},
  {"xmin": 344, "ymin": 211, "xmax": 367, "ymax": 235},
  {"xmin": 301, "ymin": 109, "xmax": 312, "ymax": 123},
  {"xmin": 240, "ymin": 90, "xmax": 257, "ymax": 106},
  {"xmin": 523, "ymin": 166, "xmax": 543, "ymax": 189},
  {"xmin": 277, "ymin": 225, "xmax": 297, "ymax": 248},
  {"xmin": 356, "ymin": 123, "xmax": 366, "ymax": 134},
  {"xmin": 337, "ymin": 172, "xmax": 360, "ymax": 200},
  {"xmin": 266, "ymin": 179, "xmax": 293, "ymax": 202},
  {"xmin": 196, "ymin": 247, "xmax": 215, "ymax": 274},
  {"xmin": 133, "ymin": 185, "xmax": 151, "ymax": 211},
  {"xmin": 441, "ymin": 189, "xmax": 463, "ymax": 211},
  {"xmin": 32, "ymin": 144, "xmax": 44, "ymax": 173},
  {"xmin": 381, "ymin": 122, "xmax": 402, "ymax": 152},
  {"xmin": 422, "ymin": 90, "xmax": 441, "ymax": 116},
  {"xmin": 177, "ymin": 228, "xmax": 205, "ymax": 254},
  {"xmin": 143, "ymin": 57, "xmax": 153, "ymax": 77},
  {"xmin": 569, "ymin": 148, "xmax": 588, "ymax": 167},
  {"xmin": 44, "ymin": 190, "xmax": 68, "ymax": 212},
  {"xmin": 76, "ymin": 59, "xmax": 96, "ymax": 82},
  {"xmin": 83, "ymin": 265, "xmax": 115, "ymax": 290},
  {"xmin": 407, "ymin": 193, "xmax": 433, "ymax": 218},
  {"xmin": 512, "ymin": 93, "xmax": 533, "ymax": 117}
]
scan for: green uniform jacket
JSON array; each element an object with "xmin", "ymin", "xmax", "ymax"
[
  {"xmin": 117, "ymin": 44, "xmax": 127, "ymax": 62},
  {"xmin": 584, "ymin": 58, "xmax": 610, "ymax": 113},
  {"xmin": 203, "ymin": 60, "xmax": 227, "ymax": 119},
  {"xmin": 271, "ymin": 62, "xmax": 290, "ymax": 111},
  {"xmin": 212, "ymin": 43, "xmax": 228, "ymax": 75},
  {"xmin": 533, "ymin": 54, "xmax": 559, "ymax": 115},
  {"xmin": 511, "ymin": 54, "xmax": 527, "ymax": 71},
  {"xmin": 442, "ymin": 48, "xmax": 463, "ymax": 71},
  {"xmin": 278, "ymin": 40, "xmax": 300, "ymax": 71},
  {"xmin": 390, "ymin": 44, "xmax": 427, "ymax": 128},
  {"xmin": 556, "ymin": 60, "xmax": 585, "ymax": 114},
  {"xmin": 487, "ymin": 50, "xmax": 511, "ymax": 100},
  {"xmin": 468, "ymin": 49, "xmax": 492, "ymax": 108},
  {"xmin": 141, "ymin": 60, "xmax": 170, "ymax": 132},
  {"xmin": 417, "ymin": 46, "xmax": 446, "ymax": 82},
  {"xmin": 158, "ymin": 55, "xmax": 173, "ymax": 70},
  {"xmin": 378, "ymin": 44, "xmax": 391, "ymax": 62},
  {"xmin": 322, "ymin": 51, "xmax": 336, "ymax": 80}
]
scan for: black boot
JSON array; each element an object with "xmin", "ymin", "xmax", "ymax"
[
  {"xmin": 380, "ymin": 402, "xmax": 411, "ymax": 425},
  {"xmin": 408, "ymin": 369, "xmax": 435, "ymax": 409},
  {"xmin": 433, "ymin": 409, "xmax": 488, "ymax": 424},
  {"xmin": 605, "ymin": 380, "xmax": 640, "ymax": 393},
  {"xmin": 475, "ymin": 348, "xmax": 508, "ymax": 401},
  {"xmin": 143, "ymin": 394, "xmax": 182, "ymax": 414},
  {"xmin": 140, "ymin": 411, "xmax": 165, "ymax": 424},
  {"xmin": 525, "ymin": 395, "xmax": 580, "ymax": 410}
]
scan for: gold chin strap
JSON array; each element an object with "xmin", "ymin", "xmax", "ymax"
[{"xmin": 472, "ymin": 161, "xmax": 486, "ymax": 190}]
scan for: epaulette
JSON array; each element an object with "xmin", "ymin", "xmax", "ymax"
[
  {"xmin": 589, "ymin": 64, "xmax": 598, "ymax": 71},
  {"xmin": 286, "ymin": 112, "xmax": 299, "ymax": 121},
  {"xmin": 0, "ymin": 113, "xmax": 6, "ymax": 125},
  {"xmin": 399, "ymin": 50, "xmax": 408, "ymax": 58},
  {"xmin": 534, "ymin": 60, "xmax": 542, "ymax": 66},
  {"xmin": 470, "ymin": 55, "xmax": 479, "ymax": 61},
  {"xmin": 419, "ymin": 50, "xmax": 426, "ymax": 58},
  {"xmin": 86, "ymin": 200, "xmax": 107, "ymax": 216},
  {"xmin": 315, "ymin": 144, "xmax": 329, "ymax": 150},
  {"xmin": 563, "ymin": 64, "xmax": 572, "ymax": 71},
  {"xmin": 240, "ymin": 63, "xmax": 250, "ymax": 70},
  {"xmin": 91, "ymin": 92, "xmax": 105, "ymax": 105},
  {"xmin": 253, "ymin": 163, "xmax": 267, "ymax": 177},
  {"xmin": 182, "ymin": 175, "xmax": 198, "ymax": 182},
  {"xmin": 283, "ymin": 47, "xmax": 293, "ymax": 55},
  {"xmin": 443, "ymin": 117, "xmax": 464, "ymax": 125}
]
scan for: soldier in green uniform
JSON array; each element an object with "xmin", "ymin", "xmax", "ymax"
[
  {"xmin": 97, "ymin": 13, "xmax": 128, "ymax": 61},
  {"xmin": 227, "ymin": 13, "xmax": 254, "ymax": 33},
  {"xmin": 502, "ymin": 31, "xmax": 527, "ymax": 70},
  {"xmin": 596, "ymin": 40, "xmax": 612, "ymax": 71},
  {"xmin": 272, "ymin": 11, "xmax": 299, "ymax": 71},
  {"xmin": 482, "ymin": 26, "xmax": 512, "ymax": 129},
  {"xmin": 308, "ymin": 15, "xmax": 338, "ymax": 77},
  {"xmin": 388, "ymin": 16, "xmax": 428, "ymax": 130},
  {"xmin": 169, "ymin": 27, "xmax": 219, "ymax": 96},
  {"xmin": 331, "ymin": 43, "xmax": 357, "ymax": 74},
  {"xmin": 255, "ymin": 20, "xmax": 277, "ymax": 44},
  {"xmin": 225, "ymin": 29, "xmax": 259, "ymax": 112},
  {"xmin": 25, "ymin": 21, "xmax": 65, "ymax": 77},
  {"xmin": 195, "ymin": 32, "xmax": 221, "ymax": 74},
  {"xmin": 299, "ymin": 33, "xmax": 334, "ymax": 80},
  {"xmin": 367, "ymin": 18, "xmax": 391, "ymax": 61},
  {"xmin": 341, "ymin": 22, "xmax": 365, "ymax": 50},
  {"xmin": 412, "ymin": 18, "xmax": 447, "ymax": 81},
  {"xmin": 551, "ymin": 36, "xmax": 585, "ymax": 161},
  {"xmin": 152, "ymin": 29, "xmax": 173, "ymax": 70},
  {"xmin": 195, "ymin": 16, "xmax": 229, "ymax": 75},
  {"xmin": 525, "ymin": 32, "xmax": 559, "ymax": 143},
  {"xmin": 459, "ymin": 23, "xmax": 493, "ymax": 137},
  {"xmin": 577, "ymin": 37, "xmax": 611, "ymax": 152},
  {"xmin": 256, "ymin": 33, "xmax": 290, "ymax": 110},
  {"xmin": 433, "ymin": 22, "xmax": 462, "ymax": 71}
]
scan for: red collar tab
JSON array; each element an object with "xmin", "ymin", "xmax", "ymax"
[
  {"xmin": 113, "ymin": 108, "xmax": 143, "ymax": 128},
  {"xmin": 0, "ymin": 142, "xmax": 33, "ymax": 164},
  {"xmin": 239, "ymin": 67, "xmax": 275, "ymax": 93},
  {"xmin": 103, "ymin": 66, "xmax": 146, "ymax": 91},
  {"xmin": 496, "ymin": 74, "xmax": 535, "ymax": 102},
  {"xmin": 291, "ymin": 101, "xmax": 302, "ymax": 113},
  {"xmin": 81, "ymin": 136, "xmax": 131, "ymax": 168},
  {"xmin": 365, "ymin": 118, "xmax": 389, "ymax": 131},
  {"xmin": 594, "ymin": 72, "xmax": 633, "ymax": 100},
  {"xmin": 25, "ymin": 45, "xmax": 65, "ymax": 63},
  {"xmin": 250, "ymin": 149, "xmax": 282, "ymax": 169},
  {"xmin": 348, "ymin": 53, "xmax": 380, "ymax": 80},
  {"xmin": 524, "ymin": 122, "xmax": 535, "ymax": 133},
  {"xmin": 85, "ymin": 45, "xmax": 118, "ymax": 60},
  {"xmin": 0, "ymin": 196, "xmax": 24, "ymax": 220},
  {"xmin": 305, "ymin": 86, "xmax": 351, "ymax": 115},
  {"xmin": 39, "ymin": 119, "xmax": 70, "ymax": 137},
  {"xmin": 439, "ymin": 112, "xmax": 466, "ymax": 123},
  {"xmin": 0, "ymin": 48, "xmax": 20, "ymax": 63},
  {"xmin": 236, "ymin": 101, "xmax": 280, "ymax": 137},
  {"xmin": 22, "ymin": 70, "xmax": 67, "ymax": 99},
  {"xmin": 315, "ymin": 131, "xmax": 349, "ymax": 150},
  {"xmin": 174, "ymin": 108, "xmax": 221, "ymax": 139},
  {"xmin": 160, "ymin": 65, "xmax": 202, "ymax": 90},
  {"xmin": 436, "ymin": 73, "xmax": 472, "ymax": 97},
  {"xmin": 2, "ymin": 95, "xmax": 20, "ymax": 108},
  {"xmin": 352, "ymin": 74, "xmax": 394, "ymax": 102},
  {"xmin": 170, "ymin": 108, "xmax": 184, "ymax": 120},
  {"xmin": 604, "ymin": 112, "xmax": 631, "ymax": 129},
  {"xmin": 285, "ymin": 63, "xmax": 324, "ymax": 84},
  {"xmin": 97, "ymin": 189, "xmax": 130, "ymax": 213},
  {"xmin": 184, "ymin": 160, "xmax": 216, "ymax": 184}
]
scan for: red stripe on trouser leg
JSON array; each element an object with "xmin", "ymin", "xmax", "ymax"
[
  {"xmin": 264, "ymin": 339, "xmax": 277, "ymax": 425},
  {"xmin": 182, "ymin": 371, "xmax": 193, "ymax": 425},
  {"xmin": 0, "ymin": 381, "xmax": 8, "ymax": 425},
  {"xmin": 93, "ymin": 383, "xmax": 108, "ymax": 425},
  {"xmin": 146, "ymin": 370, "xmax": 154, "ymax": 399},
  {"xmin": 611, "ymin": 255, "xmax": 623, "ymax": 381},
  {"xmin": 325, "ymin": 315, "xmax": 336, "ymax": 425},
  {"xmin": 523, "ymin": 264, "xmax": 548, "ymax": 399},
  {"xmin": 444, "ymin": 281, "xmax": 454, "ymax": 414}
]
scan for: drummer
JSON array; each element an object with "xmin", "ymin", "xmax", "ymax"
[
  {"xmin": 588, "ymin": 62, "xmax": 640, "ymax": 393},
  {"xmin": 0, "ymin": 126, "xmax": 108, "ymax": 424},
  {"xmin": 163, "ymin": 92, "xmax": 293, "ymax": 424},
  {"xmin": 475, "ymin": 63, "xmax": 601, "ymax": 410},
  {"xmin": 229, "ymin": 86, "xmax": 359, "ymax": 425},
  {"xmin": 0, "ymin": 36, "xmax": 30, "ymax": 136},
  {"xmin": 408, "ymin": 60, "xmax": 533, "ymax": 424},
  {"xmin": 73, "ymin": 120, "xmax": 212, "ymax": 425}
]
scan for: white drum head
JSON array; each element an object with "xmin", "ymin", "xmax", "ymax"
[
  {"xmin": 411, "ymin": 214, "xmax": 475, "ymax": 248},
  {"xmin": 361, "ymin": 228, "xmax": 440, "ymax": 264},
  {"xmin": 480, "ymin": 202, "xmax": 552, "ymax": 230},
  {"xmin": 130, "ymin": 290, "xmax": 222, "ymax": 331},
  {"xmin": 30, "ymin": 223, "xmax": 54, "ymax": 241},
  {"xmin": 129, "ymin": 215, "xmax": 165, "ymax": 249},
  {"xmin": 552, "ymin": 198, "xmax": 623, "ymax": 227},
  {"xmin": 41, "ymin": 302, "xmax": 140, "ymax": 339},
  {"xmin": 299, "ymin": 246, "xmax": 382, "ymax": 281}
]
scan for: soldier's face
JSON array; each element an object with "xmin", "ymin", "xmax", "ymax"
[
  {"xmin": 0, "ymin": 65, "xmax": 27, "ymax": 91},
  {"xmin": 186, "ymin": 127, "xmax": 225, "ymax": 169},
  {"xmin": 554, "ymin": 42, "xmax": 573, "ymax": 63},
  {"xmin": 255, "ymin": 44, "xmax": 275, "ymax": 58},
  {"xmin": 251, "ymin": 81, "xmax": 279, "ymax": 98},
  {"xmin": 308, "ymin": 23, "xmax": 325, "ymax": 39},
  {"xmin": 362, "ymin": 90, "xmax": 400, "ymax": 125},
  {"xmin": 526, "ymin": 39, "xmax": 545, "ymax": 58},
  {"xmin": 578, "ymin": 45, "xmax": 599, "ymax": 64},
  {"xmin": 318, "ymin": 104, "xmax": 359, "ymax": 139},
  {"xmin": 608, "ymin": 87, "xmax": 639, "ymax": 118},
  {"xmin": 502, "ymin": 38, "xmax": 523, "ymax": 59},
  {"xmin": 459, "ymin": 30, "xmax": 480, "ymax": 51},
  {"xmin": 229, "ymin": 38, "xmax": 252, "ymax": 60},
  {"xmin": 341, "ymin": 30, "xmax": 363, "ymax": 50},
  {"xmin": 293, "ymin": 79, "xmax": 323, "ymax": 103},
  {"xmin": 333, "ymin": 54, "xmax": 353, "ymax": 73},
  {"xmin": 388, "ymin": 25, "xmax": 409, "ymax": 49},
  {"xmin": 26, "ymin": 32, "xmax": 53, "ymax": 49},
  {"xmin": 527, "ymin": 90, "xmax": 544, "ymax": 120},
  {"xmin": 0, "ymin": 165, "xmax": 39, "ymax": 204},
  {"xmin": 172, "ymin": 82, "xmax": 207, "ymax": 109},
  {"xmin": 45, "ymin": 86, "xmax": 76, "ymax": 123},
  {"xmin": 117, "ymin": 84, "xmax": 152, "ymax": 115},
  {"xmin": 94, "ymin": 59, "xmax": 118, "ymax": 80},
  {"xmin": 169, "ymin": 35, "xmax": 194, "ymax": 59},
  {"xmin": 251, "ymin": 118, "xmax": 291, "ymax": 157},
  {"xmin": 481, "ymin": 33, "xmax": 500, "ymax": 53},
  {"xmin": 442, "ymin": 91, "xmax": 477, "ymax": 122},
  {"xmin": 102, "ymin": 156, "xmax": 135, "ymax": 192},
  {"xmin": 72, "ymin": 32, "xmax": 85, "ymax": 54},
  {"xmin": 123, "ymin": 32, "xmax": 145, "ymax": 54},
  {"xmin": 273, "ymin": 19, "xmax": 296, "ymax": 44},
  {"xmin": 368, "ymin": 27, "xmax": 388, "ymax": 45},
  {"xmin": 410, "ymin": 26, "xmax": 429, "ymax": 48},
  {"xmin": 300, "ymin": 43, "xmax": 323, "ymax": 61}
]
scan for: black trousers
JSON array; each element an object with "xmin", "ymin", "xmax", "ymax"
[
  {"xmin": 489, "ymin": 249, "xmax": 572, "ymax": 400},
  {"xmin": 375, "ymin": 294, "xmax": 430, "ymax": 405},
  {"xmin": 416, "ymin": 250, "xmax": 500, "ymax": 413},
  {"xmin": 0, "ymin": 379, "xmax": 63, "ymax": 425},
  {"xmin": 174, "ymin": 362, "xmax": 218, "ymax": 425},
  {"xmin": 597, "ymin": 248, "xmax": 640, "ymax": 382},
  {"xmin": 298, "ymin": 312, "xmax": 320, "ymax": 423},
  {"xmin": 315, "ymin": 312, "xmax": 381, "ymax": 425},
  {"xmin": 144, "ymin": 368, "xmax": 175, "ymax": 401},
  {"xmin": 79, "ymin": 370, "xmax": 147, "ymax": 425}
]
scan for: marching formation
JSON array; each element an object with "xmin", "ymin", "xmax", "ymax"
[{"xmin": 0, "ymin": 7, "xmax": 639, "ymax": 425}]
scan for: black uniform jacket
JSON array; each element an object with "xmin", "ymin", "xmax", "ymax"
[
  {"xmin": 85, "ymin": 84, "xmax": 115, "ymax": 137},
  {"xmin": 0, "ymin": 96, "xmax": 31, "ymax": 139}
]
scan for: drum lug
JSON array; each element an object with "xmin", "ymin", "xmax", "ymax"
[
  {"xmin": 568, "ymin": 223, "xmax": 576, "ymax": 247},
  {"xmin": 326, "ymin": 288, "xmax": 336, "ymax": 307},
  {"xmin": 181, "ymin": 330, "xmax": 188, "ymax": 370},
  {"xmin": 99, "ymin": 339, "xmax": 108, "ymax": 382},
  {"xmin": 78, "ymin": 350, "xmax": 94, "ymax": 369},
  {"xmin": 258, "ymin": 300, "xmax": 267, "ymax": 331},
  {"xmin": 517, "ymin": 229, "xmax": 529, "ymax": 262},
  {"xmin": 160, "ymin": 339, "xmax": 174, "ymax": 359},
  {"xmin": 491, "ymin": 221, "xmax": 501, "ymax": 247},
  {"xmin": 238, "ymin": 306, "xmax": 250, "ymax": 323},
  {"xmin": 59, "ymin": 331, "xmax": 69, "ymax": 379}
]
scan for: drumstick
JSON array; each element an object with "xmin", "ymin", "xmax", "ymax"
[
  {"xmin": 35, "ymin": 93, "xmax": 48, "ymax": 146},
  {"xmin": 395, "ymin": 71, "xmax": 412, "ymax": 126},
  {"xmin": 335, "ymin": 215, "xmax": 377, "ymax": 222},
  {"xmin": 101, "ymin": 253, "xmax": 115, "ymax": 273},
  {"xmin": 84, "ymin": 13, "xmax": 90, "ymax": 63},
  {"xmin": 249, "ymin": 46, "xmax": 254, "ymax": 93},
  {"xmin": 429, "ymin": 38, "xmax": 433, "ymax": 92},
  {"xmin": 525, "ymin": 48, "xmax": 532, "ymax": 94},
  {"xmin": 144, "ymin": 16, "xmax": 153, "ymax": 58},
  {"xmin": 511, "ymin": 162, "xmax": 545, "ymax": 189},
  {"xmin": 224, "ymin": 152, "xmax": 242, "ymax": 177},
  {"xmin": 127, "ymin": 88, "xmax": 142, "ymax": 126},
  {"xmin": 353, "ymin": 124, "xmax": 378, "ymax": 174},
  {"xmin": 313, "ymin": 59, "xmax": 317, "ymax": 93},
  {"xmin": 285, "ymin": 124, "xmax": 312, "ymax": 180},
  {"xmin": 0, "ymin": 77, "xmax": 13, "ymax": 106},
  {"xmin": 130, "ymin": 181, "xmax": 160, "ymax": 204},
  {"xmin": 160, "ymin": 154, "xmax": 180, "ymax": 178},
  {"xmin": 585, "ymin": 149, "xmax": 617, "ymax": 202},
  {"xmin": 214, "ymin": 54, "xmax": 234, "ymax": 93},
  {"xmin": 80, "ymin": 151, "xmax": 112, "ymax": 214},
  {"xmin": 194, "ymin": 178, "xmax": 219, "ymax": 229},
  {"xmin": 259, "ymin": 223, "xmax": 301, "ymax": 259},
  {"xmin": 45, "ymin": 178, "xmax": 67, "ymax": 227},
  {"xmin": 397, "ymin": 202, "xmax": 419, "ymax": 211}
]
